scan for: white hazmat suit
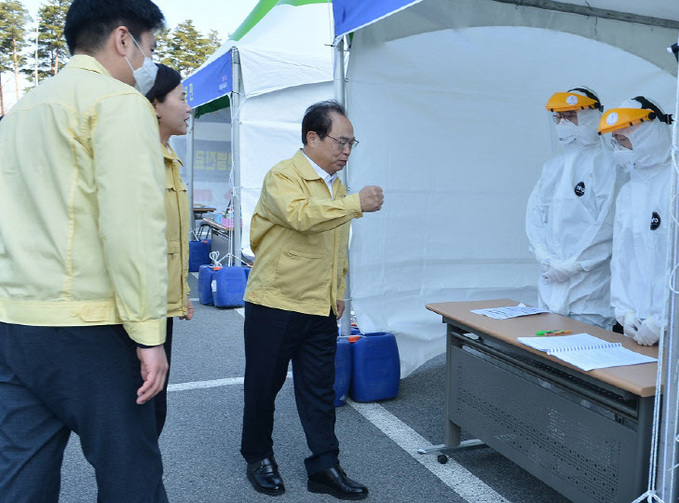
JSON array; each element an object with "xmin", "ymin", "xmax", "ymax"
[
  {"xmin": 607, "ymin": 100, "xmax": 672, "ymax": 346},
  {"xmin": 526, "ymin": 105, "xmax": 617, "ymax": 328}
]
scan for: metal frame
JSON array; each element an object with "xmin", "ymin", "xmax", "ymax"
[
  {"xmin": 655, "ymin": 36, "xmax": 679, "ymax": 503},
  {"xmin": 229, "ymin": 48, "xmax": 243, "ymax": 266}
]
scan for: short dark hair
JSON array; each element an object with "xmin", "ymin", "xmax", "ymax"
[
  {"xmin": 302, "ymin": 100, "xmax": 347, "ymax": 145},
  {"xmin": 145, "ymin": 64, "xmax": 182, "ymax": 103},
  {"xmin": 65, "ymin": 0, "xmax": 165, "ymax": 55}
]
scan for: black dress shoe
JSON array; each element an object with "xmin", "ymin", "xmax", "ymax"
[
  {"xmin": 308, "ymin": 465, "xmax": 368, "ymax": 500},
  {"xmin": 247, "ymin": 457, "xmax": 285, "ymax": 496}
]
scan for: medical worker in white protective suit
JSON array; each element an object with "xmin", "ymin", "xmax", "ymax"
[
  {"xmin": 598, "ymin": 97, "xmax": 673, "ymax": 346},
  {"xmin": 526, "ymin": 88, "xmax": 617, "ymax": 328}
]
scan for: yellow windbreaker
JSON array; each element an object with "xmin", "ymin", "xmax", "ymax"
[
  {"xmin": 244, "ymin": 149, "xmax": 363, "ymax": 316},
  {"xmin": 0, "ymin": 56, "xmax": 168, "ymax": 345},
  {"xmin": 163, "ymin": 144, "xmax": 190, "ymax": 317}
]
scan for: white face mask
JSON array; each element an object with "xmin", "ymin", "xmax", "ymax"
[
  {"xmin": 124, "ymin": 35, "xmax": 158, "ymax": 95},
  {"xmin": 610, "ymin": 137, "xmax": 636, "ymax": 171},
  {"xmin": 612, "ymin": 148, "xmax": 636, "ymax": 172},
  {"xmin": 554, "ymin": 119, "xmax": 579, "ymax": 145}
]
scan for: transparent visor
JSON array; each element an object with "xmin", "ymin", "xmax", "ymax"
[
  {"xmin": 550, "ymin": 110, "xmax": 578, "ymax": 125},
  {"xmin": 547, "ymin": 109, "xmax": 579, "ymax": 151}
]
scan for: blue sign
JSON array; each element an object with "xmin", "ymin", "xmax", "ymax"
[
  {"xmin": 333, "ymin": 0, "xmax": 421, "ymax": 40},
  {"xmin": 183, "ymin": 51, "xmax": 233, "ymax": 108}
]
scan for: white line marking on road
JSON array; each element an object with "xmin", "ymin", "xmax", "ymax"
[
  {"xmin": 235, "ymin": 307, "xmax": 244, "ymax": 317},
  {"xmin": 168, "ymin": 372, "xmax": 292, "ymax": 392},
  {"xmin": 347, "ymin": 400, "xmax": 510, "ymax": 503}
]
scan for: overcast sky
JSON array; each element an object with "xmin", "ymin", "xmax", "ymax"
[{"xmin": 19, "ymin": 0, "xmax": 260, "ymax": 39}]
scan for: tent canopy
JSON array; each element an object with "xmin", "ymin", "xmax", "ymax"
[
  {"xmin": 334, "ymin": 0, "xmax": 679, "ymax": 74},
  {"xmin": 334, "ymin": 0, "xmax": 679, "ymax": 40},
  {"xmin": 184, "ymin": 0, "xmax": 333, "ymax": 112}
]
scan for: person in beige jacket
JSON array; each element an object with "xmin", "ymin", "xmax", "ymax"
[
  {"xmin": 0, "ymin": 1, "xmax": 170, "ymax": 501},
  {"xmin": 145, "ymin": 63, "xmax": 193, "ymax": 436},
  {"xmin": 242, "ymin": 100, "xmax": 383, "ymax": 500}
]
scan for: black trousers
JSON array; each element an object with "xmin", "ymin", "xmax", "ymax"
[
  {"xmin": 0, "ymin": 322, "xmax": 167, "ymax": 503},
  {"xmin": 241, "ymin": 302, "xmax": 340, "ymax": 476}
]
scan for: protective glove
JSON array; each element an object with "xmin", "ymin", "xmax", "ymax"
[
  {"xmin": 549, "ymin": 259, "xmax": 583, "ymax": 278},
  {"xmin": 634, "ymin": 318, "xmax": 661, "ymax": 346},
  {"xmin": 541, "ymin": 259, "xmax": 581, "ymax": 283},
  {"xmin": 541, "ymin": 266, "xmax": 570, "ymax": 283},
  {"xmin": 622, "ymin": 310, "xmax": 640, "ymax": 340},
  {"xmin": 532, "ymin": 245, "xmax": 552, "ymax": 265}
]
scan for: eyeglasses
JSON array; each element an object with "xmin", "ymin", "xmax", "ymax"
[
  {"xmin": 326, "ymin": 135, "xmax": 359, "ymax": 150},
  {"xmin": 552, "ymin": 111, "xmax": 578, "ymax": 124}
]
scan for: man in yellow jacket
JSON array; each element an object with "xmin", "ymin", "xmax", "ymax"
[
  {"xmin": 242, "ymin": 100, "xmax": 383, "ymax": 500},
  {"xmin": 0, "ymin": 1, "xmax": 169, "ymax": 501}
]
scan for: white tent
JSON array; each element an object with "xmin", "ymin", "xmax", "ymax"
[
  {"xmin": 333, "ymin": 0, "xmax": 679, "ymax": 499},
  {"xmin": 332, "ymin": 0, "xmax": 679, "ymax": 377},
  {"xmin": 182, "ymin": 0, "xmax": 335, "ymax": 258}
]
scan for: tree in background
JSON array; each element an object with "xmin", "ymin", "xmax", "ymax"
[
  {"xmin": 32, "ymin": 0, "xmax": 70, "ymax": 82},
  {"xmin": 0, "ymin": 0, "xmax": 31, "ymax": 115},
  {"xmin": 6, "ymin": 5, "xmax": 221, "ymax": 109},
  {"xmin": 161, "ymin": 20, "xmax": 222, "ymax": 77},
  {"xmin": 154, "ymin": 26, "xmax": 171, "ymax": 63}
]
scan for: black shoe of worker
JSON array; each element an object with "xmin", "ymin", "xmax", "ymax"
[
  {"xmin": 308, "ymin": 464, "xmax": 368, "ymax": 500},
  {"xmin": 246, "ymin": 457, "xmax": 285, "ymax": 496}
]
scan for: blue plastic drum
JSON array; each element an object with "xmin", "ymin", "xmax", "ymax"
[
  {"xmin": 349, "ymin": 332, "xmax": 400, "ymax": 402},
  {"xmin": 212, "ymin": 266, "xmax": 248, "ymax": 308}
]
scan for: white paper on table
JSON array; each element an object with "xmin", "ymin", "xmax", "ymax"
[
  {"xmin": 517, "ymin": 333, "xmax": 657, "ymax": 371},
  {"xmin": 471, "ymin": 303, "xmax": 549, "ymax": 320}
]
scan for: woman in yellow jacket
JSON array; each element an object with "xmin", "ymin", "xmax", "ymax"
[{"xmin": 145, "ymin": 64, "xmax": 193, "ymax": 435}]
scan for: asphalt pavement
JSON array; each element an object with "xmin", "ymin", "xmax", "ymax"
[{"xmin": 58, "ymin": 275, "xmax": 570, "ymax": 502}]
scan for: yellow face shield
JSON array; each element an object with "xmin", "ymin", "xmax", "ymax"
[
  {"xmin": 598, "ymin": 108, "xmax": 654, "ymax": 134},
  {"xmin": 545, "ymin": 92, "xmax": 599, "ymax": 112}
]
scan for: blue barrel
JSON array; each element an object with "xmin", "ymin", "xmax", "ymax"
[
  {"xmin": 349, "ymin": 332, "xmax": 400, "ymax": 402},
  {"xmin": 189, "ymin": 239, "xmax": 211, "ymax": 272},
  {"xmin": 334, "ymin": 337, "xmax": 352, "ymax": 407},
  {"xmin": 213, "ymin": 266, "xmax": 248, "ymax": 308},
  {"xmin": 198, "ymin": 265, "xmax": 218, "ymax": 305}
]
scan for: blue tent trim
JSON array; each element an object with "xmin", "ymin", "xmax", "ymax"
[
  {"xmin": 183, "ymin": 50, "xmax": 233, "ymax": 109},
  {"xmin": 332, "ymin": 0, "xmax": 422, "ymax": 40}
]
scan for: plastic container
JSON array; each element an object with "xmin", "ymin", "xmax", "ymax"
[
  {"xmin": 212, "ymin": 266, "xmax": 248, "ymax": 308},
  {"xmin": 198, "ymin": 265, "xmax": 220, "ymax": 305},
  {"xmin": 349, "ymin": 332, "xmax": 400, "ymax": 402},
  {"xmin": 333, "ymin": 337, "xmax": 352, "ymax": 407},
  {"xmin": 189, "ymin": 239, "xmax": 211, "ymax": 272}
]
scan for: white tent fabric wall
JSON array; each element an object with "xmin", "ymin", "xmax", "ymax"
[
  {"xmin": 344, "ymin": 0, "xmax": 678, "ymax": 377},
  {"xmin": 237, "ymin": 82, "xmax": 333, "ymax": 254}
]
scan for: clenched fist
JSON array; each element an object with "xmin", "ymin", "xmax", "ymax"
[{"xmin": 359, "ymin": 185, "xmax": 384, "ymax": 212}]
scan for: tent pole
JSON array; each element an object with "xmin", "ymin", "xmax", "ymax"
[
  {"xmin": 231, "ymin": 48, "xmax": 243, "ymax": 267},
  {"xmin": 657, "ymin": 42, "xmax": 679, "ymax": 502},
  {"xmin": 187, "ymin": 111, "xmax": 195, "ymax": 233},
  {"xmin": 334, "ymin": 36, "xmax": 352, "ymax": 336}
]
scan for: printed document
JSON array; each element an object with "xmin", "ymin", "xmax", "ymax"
[{"xmin": 471, "ymin": 304, "xmax": 548, "ymax": 320}]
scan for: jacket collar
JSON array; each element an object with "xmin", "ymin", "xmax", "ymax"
[
  {"xmin": 161, "ymin": 143, "xmax": 182, "ymax": 164},
  {"xmin": 293, "ymin": 149, "xmax": 325, "ymax": 181},
  {"xmin": 66, "ymin": 55, "xmax": 113, "ymax": 78}
]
